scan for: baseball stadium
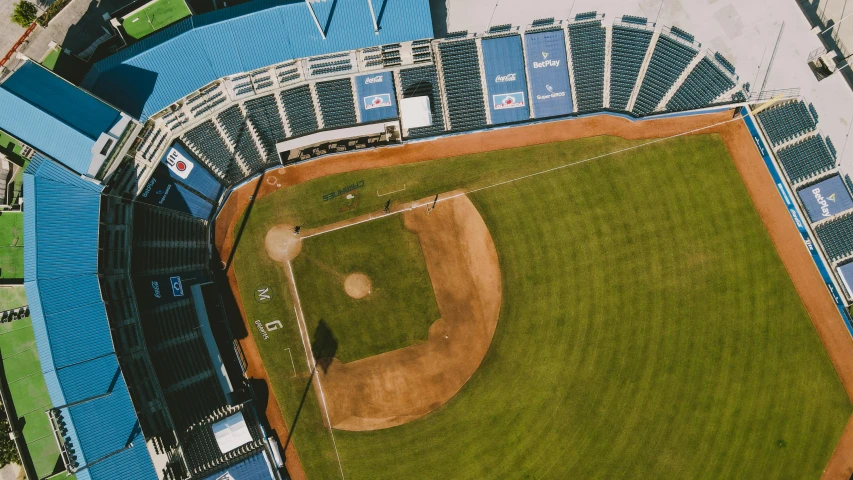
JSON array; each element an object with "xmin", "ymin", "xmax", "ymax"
[{"xmin": 2, "ymin": 0, "xmax": 853, "ymax": 478}]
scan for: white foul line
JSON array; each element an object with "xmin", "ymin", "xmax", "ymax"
[
  {"xmin": 285, "ymin": 261, "xmax": 346, "ymax": 480},
  {"xmin": 304, "ymin": 114, "xmax": 745, "ymax": 240}
]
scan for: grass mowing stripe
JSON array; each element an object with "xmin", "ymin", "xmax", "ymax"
[{"xmin": 233, "ymin": 134, "xmax": 850, "ymax": 478}]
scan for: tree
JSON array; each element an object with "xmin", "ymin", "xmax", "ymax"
[
  {"xmin": 0, "ymin": 417, "xmax": 19, "ymax": 467},
  {"xmin": 10, "ymin": 1, "xmax": 38, "ymax": 28}
]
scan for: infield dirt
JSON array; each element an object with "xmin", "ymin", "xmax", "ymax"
[{"xmin": 216, "ymin": 110, "xmax": 853, "ymax": 479}]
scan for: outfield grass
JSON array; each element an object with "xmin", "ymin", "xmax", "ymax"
[
  {"xmin": 231, "ymin": 134, "xmax": 851, "ymax": 478},
  {"xmin": 122, "ymin": 0, "xmax": 191, "ymax": 40},
  {"xmin": 0, "ymin": 213, "xmax": 23, "ymax": 279},
  {"xmin": 293, "ymin": 215, "xmax": 440, "ymax": 363}
]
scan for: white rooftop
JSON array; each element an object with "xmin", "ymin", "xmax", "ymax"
[{"xmin": 212, "ymin": 412, "xmax": 252, "ymax": 454}]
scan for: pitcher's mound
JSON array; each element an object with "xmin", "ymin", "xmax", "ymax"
[{"xmin": 344, "ymin": 273, "xmax": 372, "ymax": 299}]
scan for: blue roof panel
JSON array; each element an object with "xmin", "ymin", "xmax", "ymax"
[
  {"xmin": 24, "ymin": 157, "xmax": 158, "ymax": 478},
  {"xmin": 2, "ymin": 62, "xmax": 121, "ymax": 140},
  {"xmin": 65, "ymin": 374, "xmax": 140, "ymax": 462},
  {"xmin": 0, "ymin": 89, "xmax": 97, "ymax": 176},
  {"xmin": 44, "ymin": 302, "xmax": 113, "ymax": 369},
  {"xmin": 83, "ymin": 0, "xmax": 433, "ymax": 119},
  {"xmin": 81, "ymin": 436, "xmax": 157, "ymax": 480},
  {"xmin": 56, "ymin": 354, "xmax": 121, "ymax": 404}
]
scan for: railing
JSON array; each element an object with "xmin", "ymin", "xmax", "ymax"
[{"xmin": 0, "ymin": 22, "xmax": 38, "ymax": 69}]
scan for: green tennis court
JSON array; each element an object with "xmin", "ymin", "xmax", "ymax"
[{"xmin": 122, "ymin": 0, "xmax": 191, "ymax": 40}]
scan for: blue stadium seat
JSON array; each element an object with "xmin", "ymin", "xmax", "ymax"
[
  {"xmin": 666, "ymin": 57, "xmax": 735, "ymax": 112},
  {"xmin": 315, "ymin": 78, "xmax": 358, "ymax": 129},
  {"xmin": 243, "ymin": 94, "xmax": 287, "ymax": 163},
  {"xmin": 567, "ymin": 19, "xmax": 606, "ymax": 112},
  {"xmin": 280, "ymin": 85, "xmax": 319, "ymax": 137},
  {"xmin": 633, "ymin": 33, "xmax": 698, "ymax": 115},
  {"xmin": 609, "ymin": 24, "xmax": 653, "ymax": 111},
  {"xmin": 756, "ymin": 100, "xmax": 817, "ymax": 146},
  {"xmin": 398, "ymin": 65, "xmax": 447, "ymax": 138},
  {"xmin": 437, "ymin": 39, "xmax": 487, "ymax": 131},
  {"xmin": 776, "ymin": 135, "xmax": 835, "ymax": 184}
]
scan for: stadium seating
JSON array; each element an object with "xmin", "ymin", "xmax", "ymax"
[
  {"xmin": 315, "ymin": 78, "xmax": 358, "ymax": 129},
  {"xmin": 828, "ymin": 137, "xmax": 838, "ymax": 159},
  {"xmin": 182, "ymin": 120, "xmax": 243, "ymax": 184},
  {"xmin": 243, "ymin": 94, "xmax": 287, "ymax": 163},
  {"xmin": 776, "ymin": 135, "xmax": 836, "ymax": 184},
  {"xmin": 398, "ymin": 65, "xmax": 447, "ymax": 138},
  {"xmin": 437, "ymin": 39, "xmax": 487, "ymax": 131},
  {"xmin": 666, "ymin": 57, "xmax": 735, "ymax": 112},
  {"xmin": 567, "ymin": 18, "xmax": 606, "ymax": 112},
  {"xmin": 181, "ymin": 404, "xmax": 265, "ymax": 476},
  {"xmin": 816, "ymin": 213, "xmax": 853, "ymax": 261},
  {"xmin": 280, "ymin": 85, "xmax": 319, "ymax": 137},
  {"xmin": 633, "ymin": 34, "xmax": 698, "ymax": 115},
  {"xmin": 756, "ymin": 100, "xmax": 817, "ymax": 146},
  {"xmin": 217, "ymin": 105, "xmax": 264, "ymax": 173},
  {"xmin": 609, "ymin": 23, "xmax": 653, "ymax": 111}
]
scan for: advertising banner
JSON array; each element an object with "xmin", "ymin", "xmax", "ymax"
[
  {"xmin": 355, "ymin": 72, "xmax": 398, "ymax": 123},
  {"xmin": 524, "ymin": 30, "xmax": 573, "ymax": 118},
  {"xmin": 137, "ymin": 164, "xmax": 215, "ymax": 219},
  {"xmin": 159, "ymin": 142, "xmax": 224, "ymax": 202},
  {"xmin": 481, "ymin": 35, "xmax": 530, "ymax": 124},
  {"xmin": 797, "ymin": 175, "xmax": 853, "ymax": 222},
  {"xmin": 134, "ymin": 271, "xmax": 207, "ymax": 308}
]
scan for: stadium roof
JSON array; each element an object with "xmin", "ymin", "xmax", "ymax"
[
  {"xmin": 0, "ymin": 61, "xmax": 127, "ymax": 176},
  {"xmin": 82, "ymin": 0, "xmax": 433, "ymax": 120},
  {"xmin": 23, "ymin": 155, "xmax": 158, "ymax": 480}
]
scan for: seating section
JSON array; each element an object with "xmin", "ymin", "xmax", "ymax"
[
  {"xmin": 756, "ymin": 100, "xmax": 817, "ymax": 146},
  {"xmin": 217, "ymin": 105, "xmax": 264, "ymax": 173},
  {"xmin": 131, "ymin": 206, "xmax": 208, "ymax": 275},
  {"xmin": 437, "ymin": 39, "xmax": 487, "ymax": 131},
  {"xmin": 776, "ymin": 135, "xmax": 836, "ymax": 184},
  {"xmin": 138, "ymin": 124, "xmax": 168, "ymax": 161},
  {"xmin": 315, "ymin": 78, "xmax": 358, "ymax": 129},
  {"xmin": 143, "ymin": 299, "xmax": 227, "ymax": 430},
  {"xmin": 828, "ymin": 137, "xmax": 838, "ymax": 159},
  {"xmin": 182, "ymin": 404, "xmax": 265, "ymax": 476},
  {"xmin": 633, "ymin": 34, "xmax": 698, "ymax": 115},
  {"xmin": 816, "ymin": 213, "xmax": 853, "ymax": 261},
  {"xmin": 181, "ymin": 120, "xmax": 242, "ymax": 184},
  {"xmin": 280, "ymin": 85, "xmax": 319, "ymax": 137},
  {"xmin": 666, "ymin": 57, "xmax": 735, "ymax": 112},
  {"xmin": 398, "ymin": 66, "xmax": 447, "ymax": 138},
  {"xmin": 243, "ymin": 94, "xmax": 287, "ymax": 163},
  {"xmin": 609, "ymin": 24, "xmax": 653, "ymax": 110},
  {"xmin": 567, "ymin": 19, "xmax": 606, "ymax": 112}
]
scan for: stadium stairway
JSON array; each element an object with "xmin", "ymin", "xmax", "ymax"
[
  {"xmin": 626, "ymin": 28, "xmax": 661, "ymax": 112},
  {"xmin": 603, "ymin": 24, "xmax": 613, "ymax": 109},
  {"xmin": 656, "ymin": 48, "xmax": 706, "ymax": 112}
]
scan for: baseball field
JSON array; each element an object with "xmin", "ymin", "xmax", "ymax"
[{"xmin": 220, "ymin": 113, "xmax": 853, "ymax": 478}]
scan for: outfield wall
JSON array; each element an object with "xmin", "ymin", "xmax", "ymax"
[{"xmin": 741, "ymin": 109, "xmax": 853, "ymax": 334}]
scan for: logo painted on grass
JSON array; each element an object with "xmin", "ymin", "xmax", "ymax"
[
  {"xmin": 255, "ymin": 284, "xmax": 272, "ymax": 304},
  {"xmin": 364, "ymin": 93, "xmax": 392, "ymax": 110},
  {"xmin": 254, "ymin": 319, "xmax": 282, "ymax": 340},
  {"xmin": 493, "ymin": 92, "xmax": 526, "ymax": 110},
  {"xmin": 165, "ymin": 147, "xmax": 194, "ymax": 179},
  {"xmin": 323, "ymin": 179, "xmax": 365, "ymax": 201}
]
